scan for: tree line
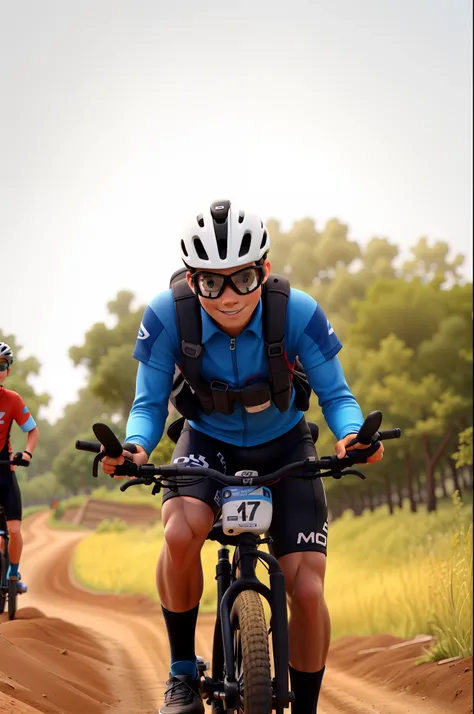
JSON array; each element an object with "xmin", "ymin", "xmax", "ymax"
[{"xmin": 4, "ymin": 216, "xmax": 472, "ymax": 516}]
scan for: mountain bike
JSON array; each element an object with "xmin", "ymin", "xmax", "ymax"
[
  {"xmin": 0, "ymin": 455, "xmax": 30, "ymax": 620},
  {"xmin": 76, "ymin": 411, "xmax": 401, "ymax": 713}
]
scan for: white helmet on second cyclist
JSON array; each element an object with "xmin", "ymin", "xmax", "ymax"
[
  {"xmin": 0, "ymin": 342, "xmax": 13, "ymax": 365},
  {"xmin": 180, "ymin": 200, "xmax": 270, "ymax": 270}
]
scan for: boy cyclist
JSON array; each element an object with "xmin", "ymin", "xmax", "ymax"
[
  {"xmin": 0, "ymin": 341, "xmax": 39, "ymax": 592},
  {"xmin": 102, "ymin": 201, "xmax": 383, "ymax": 714}
]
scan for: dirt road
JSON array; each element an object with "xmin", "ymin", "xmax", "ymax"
[{"xmin": 0, "ymin": 512, "xmax": 471, "ymax": 714}]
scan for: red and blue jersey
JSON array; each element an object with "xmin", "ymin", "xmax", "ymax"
[{"xmin": 0, "ymin": 387, "xmax": 37, "ymax": 473}]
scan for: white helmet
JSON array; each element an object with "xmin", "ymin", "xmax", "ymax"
[
  {"xmin": 0, "ymin": 342, "xmax": 13, "ymax": 364},
  {"xmin": 180, "ymin": 200, "xmax": 270, "ymax": 269}
]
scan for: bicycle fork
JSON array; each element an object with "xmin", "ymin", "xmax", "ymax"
[{"xmin": 204, "ymin": 535, "xmax": 293, "ymax": 712}]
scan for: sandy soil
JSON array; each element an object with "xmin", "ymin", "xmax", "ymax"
[{"xmin": 0, "ymin": 511, "xmax": 471, "ymax": 714}]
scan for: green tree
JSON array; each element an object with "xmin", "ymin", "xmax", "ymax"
[
  {"xmin": 313, "ymin": 219, "xmax": 360, "ymax": 278},
  {"xmin": 453, "ymin": 427, "xmax": 473, "ymax": 468},
  {"xmin": 21, "ymin": 471, "xmax": 66, "ymax": 507},
  {"xmin": 402, "ymin": 237, "xmax": 465, "ymax": 284},
  {"xmin": 349, "ymin": 278, "xmax": 447, "ymax": 351},
  {"xmin": 362, "ymin": 237, "xmax": 399, "ymax": 279},
  {"xmin": 0, "ymin": 333, "xmax": 50, "ymax": 417},
  {"xmin": 69, "ymin": 291, "xmax": 143, "ymax": 418},
  {"xmin": 52, "ymin": 427, "xmax": 111, "ymax": 494}
]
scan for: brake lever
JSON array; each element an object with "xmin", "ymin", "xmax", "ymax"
[
  {"xmin": 92, "ymin": 452, "xmax": 136, "ymax": 479},
  {"xmin": 337, "ymin": 468, "xmax": 366, "ymax": 480},
  {"xmin": 92, "ymin": 452, "xmax": 105, "ymax": 478},
  {"xmin": 11, "ymin": 452, "xmax": 30, "ymax": 467},
  {"xmin": 345, "ymin": 440, "xmax": 382, "ymax": 462},
  {"xmin": 112, "ymin": 460, "xmax": 138, "ymax": 477}
]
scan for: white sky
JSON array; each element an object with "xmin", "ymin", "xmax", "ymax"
[{"xmin": 1, "ymin": 0, "xmax": 472, "ymax": 422}]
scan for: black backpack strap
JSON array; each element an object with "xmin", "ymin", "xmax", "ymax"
[
  {"xmin": 169, "ymin": 267, "xmax": 188, "ymax": 288},
  {"xmin": 262, "ymin": 274, "xmax": 293, "ymax": 412},
  {"xmin": 171, "ymin": 278, "xmax": 214, "ymax": 414}
]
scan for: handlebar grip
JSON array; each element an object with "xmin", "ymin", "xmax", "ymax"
[
  {"xmin": 378, "ymin": 428, "xmax": 402, "ymax": 440},
  {"xmin": 123, "ymin": 442, "xmax": 138, "ymax": 454},
  {"xmin": 120, "ymin": 477, "xmax": 149, "ymax": 491},
  {"xmin": 75, "ymin": 440, "xmax": 101, "ymax": 453},
  {"xmin": 0, "ymin": 458, "xmax": 30, "ymax": 467},
  {"xmin": 15, "ymin": 458, "xmax": 31, "ymax": 467},
  {"xmin": 346, "ymin": 440, "xmax": 382, "ymax": 462},
  {"xmin": 75, "ymin": 439, "xmax": 139, "ymax": 455},
  {"xmin": 113, "ymin": 461, "xmax": 139, "ymax": 477}
]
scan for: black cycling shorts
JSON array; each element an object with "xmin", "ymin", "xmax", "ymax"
[
  {"xmin": 0, "ymin": 471, "xmax": 23, "ymax": 521},
  {"xmin": 162, "ymin": 418, "xmax": 328, "ymax": 559}
]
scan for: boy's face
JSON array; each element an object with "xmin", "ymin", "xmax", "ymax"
[
  {"xmin": 0, "ymin": 359, "xmax": 9, "ymax": 384},
  {"xmin": 187, "ymin": 259, "xmax": 271, "ymax": 336}
]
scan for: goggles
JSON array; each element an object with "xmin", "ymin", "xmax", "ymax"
[{"xmin": 192, "ymin": 265, "xmax": 265, "ymax": 300}]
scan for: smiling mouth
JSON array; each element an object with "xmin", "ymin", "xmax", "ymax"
[{"xmin": 218, "ymin": 307, "xmax": 244, "ymax": 316}]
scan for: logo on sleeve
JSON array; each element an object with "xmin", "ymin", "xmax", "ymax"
[
  {"xmin": 327, "ymin": 319, "xmax": 334, "ymax": 336},
  {"xmin": 137, "ymin": 322, "xmax": 150, "ymax": 340},
  {"xmin": 0, "ymin": 411, "xmax": 5, "ymax": 425}
]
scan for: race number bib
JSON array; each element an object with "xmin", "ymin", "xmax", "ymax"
[{"xmin": 221, "ymin": 486, "xmax": 273, "ymax": 536}]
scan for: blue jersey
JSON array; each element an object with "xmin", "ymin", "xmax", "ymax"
[{"xmin": 126, "ymin": 287, "xmax": 363, "ymax": 454}]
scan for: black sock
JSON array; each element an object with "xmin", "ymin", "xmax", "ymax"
[
  {"xmin": 161, "ymin": 604, "xmax": 199, "ymax": 672},
  {"xmin": 290, "ymin": 665, "xmax": 325, "ymax": 714}
]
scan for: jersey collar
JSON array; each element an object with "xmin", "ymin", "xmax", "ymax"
[{"xmin": 201, "ymin": 300, "xmax": 263, "ymax": 343}]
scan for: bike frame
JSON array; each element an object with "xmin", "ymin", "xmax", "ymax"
[
  {"xmin": 75, "ymin": 413, "xmax": 401, "ymax": 712},
  {"xmin": 0, "ymin": 506, "xmax": 11, "ymax": 586},
  {"xmin": 0, "ymin": 506, "xmax": 10, "ymax": 557},
  {"xmin": 204, "ymin": 524, "xmax": 292, "ymax": 711}
]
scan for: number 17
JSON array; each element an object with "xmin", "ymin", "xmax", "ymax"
[{"xmin": 237, "ymin": 501, "xmax": 260, "ymax": 521}]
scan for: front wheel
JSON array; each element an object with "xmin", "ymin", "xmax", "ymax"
[
  {"xmin": 233, "ymin": 590, "xmax": 272, "ymax": 714},
  {"xmin": 0, "ymin": 552, "xmax": 6, "ymax": 614},
  {"xmin": 8, "ymin": 577, "xmax": 17, "ymax": 620}
]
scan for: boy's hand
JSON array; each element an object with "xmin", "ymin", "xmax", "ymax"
[
  {"xmin": 335, "ymin": 433, "xmax": 384, "ymax": 463},
  {"xmin": 101, "ymin": 445, "xmax": 149, "ymax": 478},
  {"xmin": 21, "ymin": 451, "xmax": 31, "ymax": 463}
]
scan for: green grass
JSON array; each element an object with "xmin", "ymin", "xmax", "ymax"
[
  {"xmin": 324, "ymin": 493, "xmax": 472, "ymax": 660},
  {"xmin": 48, "ymin": 485, "xmax": 161, "ymax": 531},
  {"xmin": 23, "ymin": 504, "xmax": 49, "ymax": 520},
  {"xmin": 90, "ymin": 484, "xmax": 162, "ymax": 509},
  {"xmin": 50, "ymin": 485, "xmax": 161, "ymax": 523},
  {"xmin": 73, "ymin": 492, "xmax": 473, "ymax": 660},
  {"xmin": 51, "ymin": 494, "xmax": 88, "ymax": 521},
  {"xmin": 23, "ymin": 504, "xmax": 49, "ymax": 519},
  {"xmin": 47, "ymin": 515, "xmax": 89, "ymax": 530}
]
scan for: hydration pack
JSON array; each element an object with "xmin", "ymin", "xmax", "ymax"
[{"xmin": 166, "ymin": 269, "xmax": 311, "ymax": 440}]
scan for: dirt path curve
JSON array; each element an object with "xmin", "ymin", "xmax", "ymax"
[{"xmin": 17, "ymin": 512, "xmax": 464, "ymax": 714}]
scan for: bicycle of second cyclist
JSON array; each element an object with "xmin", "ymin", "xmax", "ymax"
[
  {"xmin": 76, "ymin": 411, "xmax": 401, "ymax": 714},
  {"xmin": 0, "ymin": 455, "xmax": 30, "ymax": 620}
]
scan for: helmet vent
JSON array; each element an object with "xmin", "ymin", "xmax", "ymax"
[
  {"xmin": 196, "ymin": 214, "xmax": 205, "ymax": 228},
  {"xmin": 217, "ymin": 236, "xmax": 228, "ymax": 260},
  {"xmin": 238, "ymin": 211, "xmax": 245, "ymax": 224},
  {"xmin": 210, "ymin": 200, "xmax": 231, "ymax": 224},
  {"xmin": 260, "ymin": 230, "xmax": 268, "ymax": 250},
  {"xmin": 193, "ymin": 237, "xmax": 209, "ymax": 261},
  {"xmin": 238, "ymin": 232, "xmax": 252, "ymax": 258},
  {"xmin": 180, "ymin": 240, "xmax": 189, "ymax": 257}
]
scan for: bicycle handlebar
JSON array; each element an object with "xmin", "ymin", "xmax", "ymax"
[
  {"xmin": 75, "ymin": 440, "xmax": 101, "ymax": 454},
  {"xmin": 75, "ymin": 410, "xmax": 402, "ymax": 490},
  {"xmin": 0, "ymin": 457, "xmax": 30, "ymax": 467},
  {"xmin": 75, "ymin": 439, "xmax": 138, "ymax": 456},
  {"xmin": 118, "ymin": 428, "xmax": 400, "ymax": 491}
]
